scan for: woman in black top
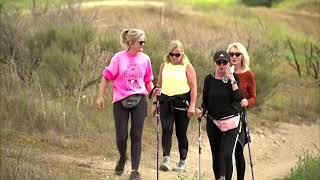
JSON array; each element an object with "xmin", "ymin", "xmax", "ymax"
[{"xmin": 196, "ymin": 50, "xmax": 243, "ymax": 180}]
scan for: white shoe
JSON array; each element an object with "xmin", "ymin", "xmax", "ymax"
[
  {"xmin": 173, "ymin": 159, "xmax": 187, "ymax": 172},
  {"xmin": 160, "ymin": 156, "xmax": 171, "ymax": 171}
]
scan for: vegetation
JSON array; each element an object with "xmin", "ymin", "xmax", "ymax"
[
  {"xmin": 282, "ymin": 149, "xmax": 320, "ymax": 180},
  {"xmin": 0, "ymin": 0, "xmax": 319, "ymax": 179}
]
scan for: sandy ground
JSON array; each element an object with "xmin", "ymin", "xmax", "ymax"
[{"xmin": 40, "ymin": 122, "xmax": 320, "ymax": 180}]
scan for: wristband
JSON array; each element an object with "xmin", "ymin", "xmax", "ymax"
[{"xmin": 149, "ymin": 86, "xmax": 157, "ymax": 99}]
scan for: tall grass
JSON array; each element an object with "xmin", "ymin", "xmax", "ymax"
[
  {"xmin": 177, "ymin": 0, "xmax": 241, "ymax": 10},
  {"xmin": 274, "ymin": 0, "xmax": 320, "ymax": 11},
  {"xmin": 0, "ymin": 1, "xmax": 319, "ymax": 179},
  {"xmin": 282, "ymin": 149, "xmax": 320, "ymax": 180}
]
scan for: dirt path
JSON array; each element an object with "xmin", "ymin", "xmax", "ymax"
[{"xmin": 39, "ymin": 122, "xmax": 319, "ymax": 180}]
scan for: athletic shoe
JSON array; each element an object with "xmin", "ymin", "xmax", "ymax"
[
  {"xmin": 160, "ymin": 156, "xmax": 171, "ymax": 171},
  {"xmin": 115, "ymin": 157, "xmax": 126, "ymax": 176},
  {"xmin": 129, "ymin": 170, "xmax": 142, "ymax": 180},
  {"xmin": 173, "ymin": 159, "xmax": 187, "ymax": 172}
]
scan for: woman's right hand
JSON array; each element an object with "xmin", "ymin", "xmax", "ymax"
[
  {"xmin": 96, "ymin": 96, "xmax": 105, "ymax": 110},
  {"xmin": 196, "ymin": 108, "xmax": 203, "ymax": 118}
]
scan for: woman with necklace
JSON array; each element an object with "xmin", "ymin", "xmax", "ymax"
[{"xmin": 196, "ymin": 50, "xmax": 243, "ymax": 180}]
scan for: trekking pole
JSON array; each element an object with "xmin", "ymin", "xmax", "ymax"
[
  {"xmin": 197, "ymin": 116, "xmax": 202, "ymax": 180},
  {"xmin": 244, "ymin": 111, "xmax": 255, "ymax": 180},
  {"xmin": 156, "ymin": 96, "xmax": 160, "ymax": 180}
]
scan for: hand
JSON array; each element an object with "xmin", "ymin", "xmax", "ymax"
[
  {"xmin": 153, "ymin": 87, "xmax": 161, "ymax": 96},
  {"xmin": 196, "ymin": 108, "xmax": 203, "ymax": 118},
  {"xmin": 187, "ymin": 106, "xmax": 195, "ymax": 118},
  {"xmin": 225, "ymin": 66, "xmax": 235, "ymax": 81},
  {"xmin": 96, "ymin": 96, "xmax": 105, "ymax": 110},
  {"xmin": 241, "ymin": 98, "xmax": 248, "ymax": 107}
]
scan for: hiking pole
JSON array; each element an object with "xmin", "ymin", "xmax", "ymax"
[
  {"xmin": 244, "ymin": 111, "xmax": 255, "ymax": 180},
  {"xmin": 156, "ymin": 96, "xmax": 160, "ymax": 180},
  {"xmin": 197, "ymin": 116, "xmax": 202, "ymax": 180}
]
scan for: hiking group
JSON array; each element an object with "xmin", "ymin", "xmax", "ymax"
[{"xmin": 96, "ymin": 28, "xmax": 256, "ymax": 180}]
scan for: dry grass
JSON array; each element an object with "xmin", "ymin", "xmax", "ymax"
[{"xmin": 1, "ymin": 2, "xmax": 319, "ymax": 179}]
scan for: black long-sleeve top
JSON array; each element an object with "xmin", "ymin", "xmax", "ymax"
[{"xmin": 201, "ymin": 73, "xmax": 243, "ymax": 120}]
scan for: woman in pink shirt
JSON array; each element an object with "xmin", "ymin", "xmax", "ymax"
[{"xmin": 96, "ymin": 29, "xmax": 156, "ymax": 180}]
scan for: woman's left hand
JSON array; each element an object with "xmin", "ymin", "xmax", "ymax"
[
  {"xmin": 153, "ymin": 86, "xmax": 161, "ymax": 96},
  {"xmin": 241, "ymin": 98, "xmax": 248, "ymax": 107}
]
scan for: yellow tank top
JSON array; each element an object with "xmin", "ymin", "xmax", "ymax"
[{"xmin": 162, "ymin": 62, "xmax": 190, "ymax": 96}]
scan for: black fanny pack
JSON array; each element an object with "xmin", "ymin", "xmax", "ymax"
[
  {"xmin": 121, "ymin": 94, "xmax": 142, "ymax": 109},
  {"xmin": 161, "ymin": 92, "xmax": 190, "ymax": 111}
]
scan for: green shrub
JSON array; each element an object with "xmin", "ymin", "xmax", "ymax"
[
  {"xmin": 251, "ymin": 43, "xmax": 280, "ymax": 107},
  {"xmin": 283, "ymin": 150, "xmax": 320, "ymax": 180},
  {"xmin": 242, "ymin": 0, "xmax": 275, "ymax": 7},
  {"xmin": 144, "ymin": 29, "xmax": 172, "ymax": 79}
]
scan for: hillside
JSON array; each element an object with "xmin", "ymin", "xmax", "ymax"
[{"xmin": 0, "ymin": 0, "xmax": 319, "ymax": 180}]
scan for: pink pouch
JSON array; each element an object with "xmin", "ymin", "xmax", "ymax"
[{"xmin": 213, "ymin": 115, "xmax": 240, "ymax": 132}]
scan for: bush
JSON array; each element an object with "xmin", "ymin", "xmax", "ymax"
[
  {"xmin": 251, "ymin": 43, "xmax": 280, "ymax": 107},
  {"xmin": 283, "ymin": 150, "xmax": 320, "ymax": 180},
  {"xmin": 242, "ymin": 0, "xmax": 277, "ymax": 7}
]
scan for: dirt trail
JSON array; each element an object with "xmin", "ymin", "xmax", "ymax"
[{"xmin": 40, "ymin": 122, "xmax": 319, "ymax": 180}]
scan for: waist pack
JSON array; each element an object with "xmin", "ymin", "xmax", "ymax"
[
  {"xmin": 213, "ymin": 115, "xmax": 240, "ymax": 132},
  {"xmin": 121, "ymin": 94, "xmax": 142, "ymax": 109},
  {"xmin": 161, "ymin": 92, "xmax": 190, "ymax": 111}
]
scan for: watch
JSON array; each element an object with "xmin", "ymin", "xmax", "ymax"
[{"xmin": 231, "ymin": 80, "xmax": 237, "ymax": 84}]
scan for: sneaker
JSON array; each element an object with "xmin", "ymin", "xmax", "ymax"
[
  {"xmin": 173, "ymin": 159, "xmax": 187, "ymax": 172},
  {"xmin": 115, "ymin": 157, "xmax": 126, "ymax": 176},
  {"xmin": 129, "ymin": 170, "xmax": 142, "ymax": 180},
  {"xmin": 160, "ymin": 156, "xmax": 171, "ymax": 171}
]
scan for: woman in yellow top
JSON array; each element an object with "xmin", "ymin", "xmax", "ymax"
[{"xmin": 152, "ymin": 40, "xmax": 197, "ymax": 172}]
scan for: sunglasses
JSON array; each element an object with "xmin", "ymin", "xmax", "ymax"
[
  {"xmin": 138, "ymin": 41, "xmax": 145, "ymax": 45},
  {"xmin": 169, "ymin": 52, "xmax": 181, "ymax": 57},
  {"xmin": 215, "ymin": 60, "xmax": 229, "ymax": 66},
  {"xmin": 229, "ymin": 52, "xmax": 241, "ymax": 57}
]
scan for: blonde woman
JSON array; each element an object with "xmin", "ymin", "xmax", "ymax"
[
  {"xmin": 227, "ymin": 42, "xmax": 256, "ymax": 180},
  {"xmin": 97, "ymin": 29, "xmax": 156, "ymax": 180},
  {"xmin": 152, "ymin": 40, "xmax": 197, "ymax": 172}
]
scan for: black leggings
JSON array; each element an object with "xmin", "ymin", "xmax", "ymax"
[
  {"xmin": 206, "ymin": 120, "xmax": 240, "ymax": 180},
  {"xmin": 113, "ymin": 96, "xmax": 147, "ymax": 170},
  {"xmin": 160, "ymin": 102, "xmax": 190, "ymax": 160},
  {"xmin": 235, "ymin": 141, "xmax": 245, "ymax": 180}
]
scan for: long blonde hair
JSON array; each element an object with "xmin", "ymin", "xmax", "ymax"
[
  {"xmin": 120, "ymin": 28, "xmax": 145, "ymax": 49},
  {"xmin": 163, "ymin": 40, "xmax": 190, "ymax": 65},
  {"xmin": 227, "ymin": 42, "xmax": 250, "ymax": 71}
]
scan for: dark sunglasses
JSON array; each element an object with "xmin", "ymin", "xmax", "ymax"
[
  {"xmin": 215, "ymin": 60, "xmax": 229, "ymax": 65},
  {"xmin": 169, "ymin": 52, "xmax": 181, "ymax": 57},
  {"xmin": 138, "ymin": 41, "xmax": 145, "ymax": 45},
  {"xmin": 229, "ymin": 52, "xmax": 241, "ymax": 57}
]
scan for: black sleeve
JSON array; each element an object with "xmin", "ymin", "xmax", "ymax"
[
  {"xmin": 231, "ymin": 73, "xmax": 243, "ymax": 113},
  {"xmin": 201, "ymin": 75, "xmax": 209, "ymax": 114}
]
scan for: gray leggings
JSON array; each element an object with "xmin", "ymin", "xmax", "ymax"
[{"xmin": 113, "ymin": 96, "xmax": 147, "ymax": 170}]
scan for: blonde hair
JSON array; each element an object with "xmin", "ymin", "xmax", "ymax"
[
  {"xmin": 163, "ymin": 40, "xmax": 190, "ymax": 65},
  {"xmin": 227, "ymin": 42, "xmax": 250, "ymax": 71},
  {"xmin": 120, "ymin": 29, "xmax": 145, "ymax": 49}
]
